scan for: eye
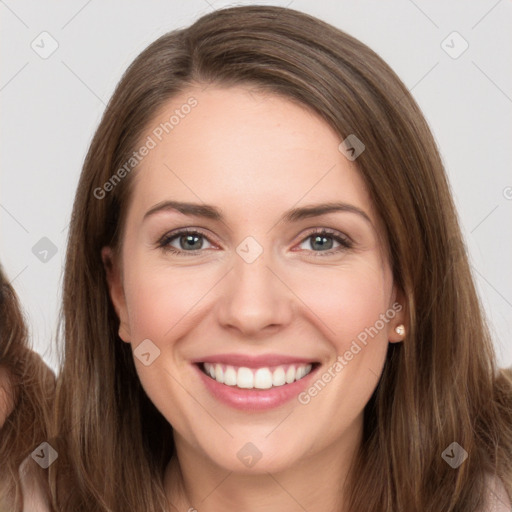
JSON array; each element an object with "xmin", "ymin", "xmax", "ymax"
[
  {"xmin": 297, "ymin": 229, "xmax": 353, "ymax": 257},
  {"xmin": 157, "ymin": 228, "xmax": 214, "ymax": 255},
  {"xmin": 157, "ymin": 227, "xmax": 353, "ymax": 257}
]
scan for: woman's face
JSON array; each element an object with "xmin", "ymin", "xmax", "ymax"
[{"xmin": 104, "ymin": 84, "xmax": 405, "ymax": 474}]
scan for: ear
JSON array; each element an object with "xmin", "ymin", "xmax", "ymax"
[
  {"xmin": 387, "ymin": 286, "xmax": 408, "ymax": 344},
  {"xmin": 101, "ymin": 246, "xmax": 131, "ymax": 343}
]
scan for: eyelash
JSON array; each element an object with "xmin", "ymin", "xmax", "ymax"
[{"xmin": 156, "ymin": 228, "xmax": 353, "ymax": 258}]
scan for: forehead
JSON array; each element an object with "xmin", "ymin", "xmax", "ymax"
[{"xmin": 127, "ymin": 84, "xmax": 376, "ymax": 225}]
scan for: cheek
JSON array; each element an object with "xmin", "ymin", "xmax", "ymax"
[
  {"xmin": 123, "ymin": 259, "xmax": 212, "ymax": 342},
  {"xmin": 120, "ymin": 261, "xmax": 207, "ymax": 429},
  {"xmin": 124, "ymin": 250, "xmax": 392, "ymax": 354},
  {"xmin": 293, "ymin": 257, "xmax": 392, "ymax": 349},
  {"xmin": 292, "ymin": 262, "xmax": 392, "ymax": 435}
]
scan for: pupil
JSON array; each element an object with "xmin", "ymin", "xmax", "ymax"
[
  {"xmin": 312, "ymin": 235, "xmax": 332, "ymax": 251},
  {"xmin": 182, "ymin": 234, "xmax": 202, "ymax": 250}
]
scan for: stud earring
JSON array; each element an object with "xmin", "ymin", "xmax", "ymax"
[{"xmin": 395, "ymin": 324, "xmax": 405, "ymax": 336}]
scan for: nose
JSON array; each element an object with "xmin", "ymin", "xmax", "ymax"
[{"xmin": 216, "ymin": 246, "xmax": 293, "ymax": 338}]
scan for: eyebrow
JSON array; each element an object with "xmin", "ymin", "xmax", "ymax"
[{"xmin": 143, "ymin": 200, "xmax": 372, "ymax": 225}]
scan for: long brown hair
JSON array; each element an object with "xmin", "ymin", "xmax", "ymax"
[
  {"xmin": 0, "ymin": 265, "xmax": 55, "ymax": 511},
  {"xmin": 49, "ymin": 5, "xmax": 512, "ymax": 511}
]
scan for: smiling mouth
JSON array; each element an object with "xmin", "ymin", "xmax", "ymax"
[{"xmin": 198, "ymin": 362, "xmax": 320, "ymax": 390}]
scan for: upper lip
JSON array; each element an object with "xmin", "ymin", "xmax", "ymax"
[{"xmin": 192, "ymin": 353, "xmax": 318, "ymax": 368}]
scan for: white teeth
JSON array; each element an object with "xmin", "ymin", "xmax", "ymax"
[
  {"xmin": 237, "ymin": 367, "xmax": 254, "ymax": 389},
  {"xmin": 254, "ymin": 368, "xmax": 273, "ymax": 389},
  {"xmin": 224, "ymin": 366, "xmax": 237, "ymax": 386},
  {"xmin": 272, "ymin": 367, "xmax": 286, "ymax": 387},
  {"xmin": 202, "ymin": 362, "xmax": 313, "ymax": 389},
  {"xmin": 214, "ymin": 364, "xmax": 224, "ymax": 384}
]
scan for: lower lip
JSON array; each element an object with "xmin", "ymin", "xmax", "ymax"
[{"xmin": 194, "ymin": 363, "xmax": 319, "ymax": 411}]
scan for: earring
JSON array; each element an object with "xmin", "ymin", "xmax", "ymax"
[{"xmin": 394, "ymin": 324, "xmax": 405, "ymax": 336}]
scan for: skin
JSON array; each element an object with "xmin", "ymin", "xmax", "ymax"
[
  {"xmin": 0, "ymin": 366, "xmax": 13, "ymax": 429},
  {"xmin": 104, "ymin": 84, "xmax": 406, "ymax": 512}
]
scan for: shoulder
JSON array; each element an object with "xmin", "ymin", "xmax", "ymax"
[
  {"xmin": 18, "ymin": 454, "xmax": 52, "ymax": 512},
  {"xmin": 481, "ymin": 472, "xmax": 511, "ymax": 512}
]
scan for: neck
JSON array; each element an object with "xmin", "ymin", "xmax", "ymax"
[{"xmin": 164, "ymin": 417, "xmax": 362, "ymax": 512}]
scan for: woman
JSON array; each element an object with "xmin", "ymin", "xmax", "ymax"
[
  {"xmin": 0, "ymin": 265, "xmax": 55, "ymax": 511},
  {"xmin": 41, "ymin": 5, "xmax": 512, "ymax": 511}
]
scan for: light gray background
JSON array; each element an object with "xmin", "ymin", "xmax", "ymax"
[{"xmin": 1, "ymin": 0, "xmax": 511, "ymax": 373}]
